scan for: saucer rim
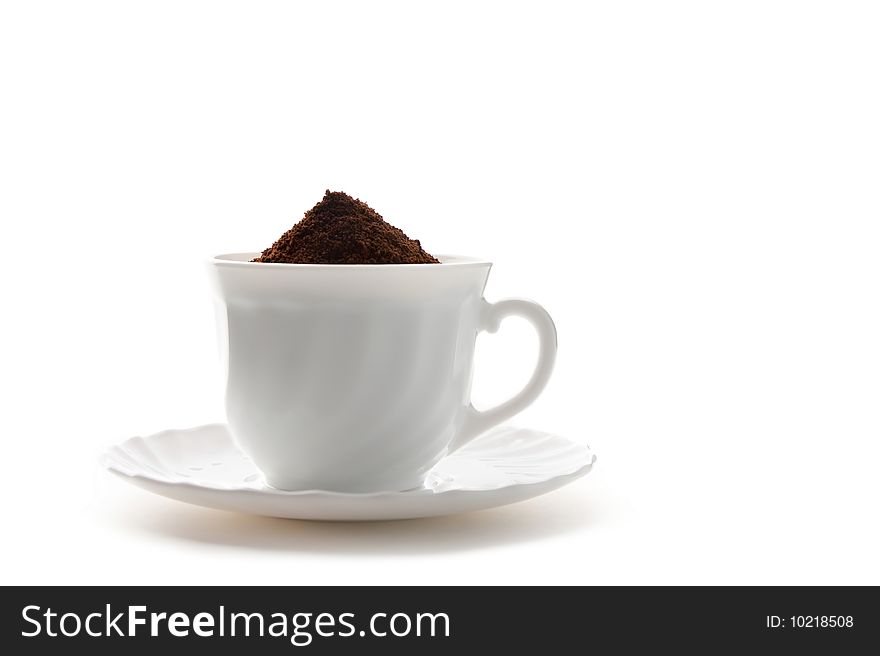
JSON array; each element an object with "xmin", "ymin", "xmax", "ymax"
[{"xmin": 100, "ymin": 423, "xmax": 596, "ymax": 498}]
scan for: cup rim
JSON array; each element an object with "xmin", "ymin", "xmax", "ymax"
[{"xmin": 210, "ymin": 252, "xmax": 492, "ymax": 269}]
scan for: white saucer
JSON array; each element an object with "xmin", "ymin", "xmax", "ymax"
[{"xmin": 101, "ymin": 424, "xmax": 595, "ymax": 521}]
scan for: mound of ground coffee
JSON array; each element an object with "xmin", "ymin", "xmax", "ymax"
[{"xmin": 254, "ymin": 190, "xmax": 439, "ymax": 264}]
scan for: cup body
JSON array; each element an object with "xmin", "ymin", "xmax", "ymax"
[{"xmin": 209, "ymin": 253, "xmax": 491, "ymax": 492}]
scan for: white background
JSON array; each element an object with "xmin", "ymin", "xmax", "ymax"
[{"xmin": 2, "ymin": 1, "xmax": 878, "ymax": 585}]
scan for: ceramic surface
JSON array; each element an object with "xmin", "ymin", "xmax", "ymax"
[
  {"xmin": 101, "ymin": 424, "xmax": 595, "ymax": 521},
  {"xmin": 208, "ymin": 253, "xmax": 557, "ymax": 492}
]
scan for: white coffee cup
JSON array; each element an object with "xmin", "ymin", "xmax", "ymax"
[{"xmin": 208, "ymin": 253, "xmax": 557, "ymax": 493}]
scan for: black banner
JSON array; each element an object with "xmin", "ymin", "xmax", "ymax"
[{"xmin": 1, "ymin": 586, "xmax": 874, "ymax": 653}]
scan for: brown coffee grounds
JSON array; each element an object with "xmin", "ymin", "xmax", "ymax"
[{"xmin": 254, "ymin": 190, "xmax": 439, "ymax": 264}]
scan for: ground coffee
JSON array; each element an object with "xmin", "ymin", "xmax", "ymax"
[{"xmin": 254, "ymin": 190, "xmax": 439, "ymax": 264}]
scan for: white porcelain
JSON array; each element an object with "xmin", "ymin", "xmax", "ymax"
[
  {"xmin": 101, "ymin": 424, "xmax": 594, "ymax": 521},
  {"xmin": 208, "ymin": 253, "xmax": 557, "ymax": 493}
]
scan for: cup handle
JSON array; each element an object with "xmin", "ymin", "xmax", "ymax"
[{"xmin": 449, "ymin": 298, "xmax": 558, "ymax": 452}]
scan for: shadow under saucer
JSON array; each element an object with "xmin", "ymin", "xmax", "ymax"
[{"xmin": 108, "ymin": 485, "xmax": 597, "ymax": 556}]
